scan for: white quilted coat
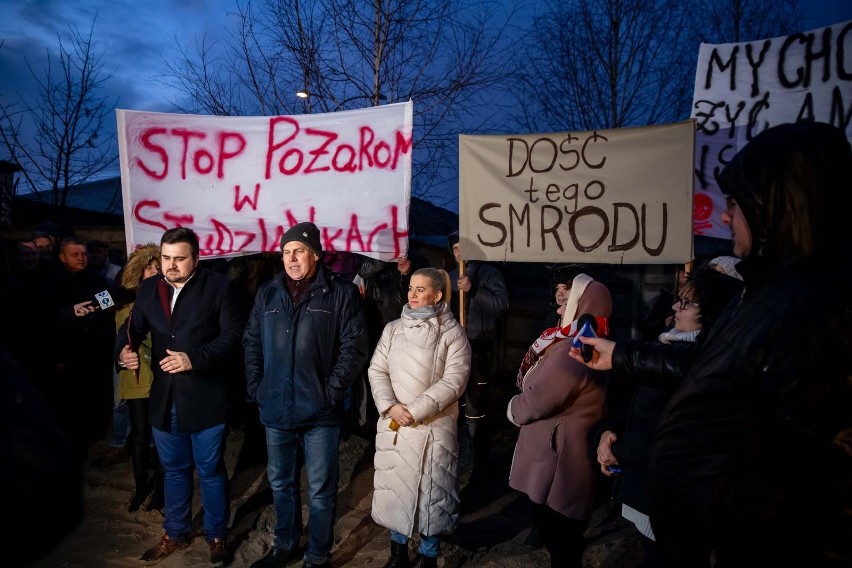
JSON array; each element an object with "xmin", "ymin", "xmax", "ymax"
[{"xmin": 368, "ymin": 302, "xmax": 471, "ymax": 537}]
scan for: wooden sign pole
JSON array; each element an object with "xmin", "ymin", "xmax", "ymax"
[{"xmin": 458, "ymin": 260, "xmax": 466, "ymax": 328}]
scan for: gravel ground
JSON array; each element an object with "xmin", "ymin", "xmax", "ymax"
[{"xmin": 30, "ymin": 400, "xmax": 643, "ymax": 568}]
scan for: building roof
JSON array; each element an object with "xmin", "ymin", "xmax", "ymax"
[{"xmin": 16, "ymin": 176, "xmax": 460, "ymax": 240}]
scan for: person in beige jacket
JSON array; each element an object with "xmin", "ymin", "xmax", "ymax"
[{"xmin": 368, "ymin": 267, "xmax": 472, "ymax": 568}]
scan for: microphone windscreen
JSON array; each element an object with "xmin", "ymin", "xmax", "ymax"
[
  {"xmin": 577, "ymin": 313, "xmax": 598, "ymax": 333},
  {"xmin": 93, "ymin": 290, "xmax": 115, "ymax": 310},
  {"xmin": 574, "ymin": 313, "xmax": 599, "ymax": 362}
]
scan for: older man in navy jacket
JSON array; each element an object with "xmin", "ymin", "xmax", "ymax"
[
  {"xmin": 244, "ymin": 222, "xmax": 368, "ymax": 568},
  {"xmin": 117, "ymin": 227, "xmax": 244, "ymax": 566}
]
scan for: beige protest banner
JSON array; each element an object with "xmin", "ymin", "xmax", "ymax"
[{"xmin": 459, "ymin": 120, "xmax": 695, "ymax": 264}]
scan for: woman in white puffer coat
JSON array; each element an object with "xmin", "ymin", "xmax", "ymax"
[{"xmin": 368, "ymin": 267, "xmax": 472, "ymax": 568}]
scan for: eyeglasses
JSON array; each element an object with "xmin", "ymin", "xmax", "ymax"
[{"xmin": 675, "ymin": 296, "xmax": 700, "ymax": 310}]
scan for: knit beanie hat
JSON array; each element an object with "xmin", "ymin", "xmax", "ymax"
[{"xmin": 280, "ymin": 222, "xmax": 323, "ymax": 255}]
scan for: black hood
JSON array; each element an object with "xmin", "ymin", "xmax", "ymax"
[{"xmin": 716, "ymin": 121, "xmax": 852, "ymax": 273}]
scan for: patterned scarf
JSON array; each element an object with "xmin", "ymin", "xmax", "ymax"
[{"xmin": 515, "ymin": 315, "xmax": 610, "ymax": 389}]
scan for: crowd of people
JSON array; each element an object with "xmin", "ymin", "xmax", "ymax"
[{"xmin": 1, "ymin": 121, "xmax": 850, "ymax": 568}]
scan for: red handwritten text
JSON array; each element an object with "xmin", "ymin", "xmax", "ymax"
[
  {"xmin": 134, "ymin": 200, "xmax": 407, "ymax": 257},
  {"xmin": 135, "ymin": 128, "xmax": 248, "ymax": 180},
  {"xmin": 264, "ymin": 117, "xmax": 412, "ymax": 179}
]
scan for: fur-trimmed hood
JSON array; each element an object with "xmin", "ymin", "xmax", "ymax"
[{"xmin": 121, "ymin": 243, "xmax": 160, "ymax": 291}]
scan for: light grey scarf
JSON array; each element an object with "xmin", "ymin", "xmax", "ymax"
[{"xmin": 403, "ymin": 303, "xmax": 441, "ymax": 320}]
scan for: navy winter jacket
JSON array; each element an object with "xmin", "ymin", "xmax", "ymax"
[{"xmin": 243, "ymin": 265, "xmax": 368, "ymax": 430}]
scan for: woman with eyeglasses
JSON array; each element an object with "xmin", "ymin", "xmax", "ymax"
[{"xmin": 592, "ymin": 267, "xmax": 742, "ymax": 566}]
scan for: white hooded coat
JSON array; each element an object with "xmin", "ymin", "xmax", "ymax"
[{"xmin": 368, "ymin": 301, "xmax": 471, "ymax": 537}]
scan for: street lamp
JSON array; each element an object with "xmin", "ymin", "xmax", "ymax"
[{"xmin": 295, "ymin": 91, "xmax": 387, "ymax": 112}]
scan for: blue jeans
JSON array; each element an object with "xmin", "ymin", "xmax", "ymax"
[
  {"xmin": 151, "ymin": 406, "xmax": 229, "ymax": 542},
  {"xmin": 391, "ymin": 530, "xmax": 440, "ymax": 557},
  {"xmin": 265, "ymin": 425, "xmax": 340, "ymax": 564}
]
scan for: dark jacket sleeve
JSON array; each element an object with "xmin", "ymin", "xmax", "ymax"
[
  {"xmin": 357, "ymin": 256, "xmax": 387, "ymax": 279},
  {"xmin": 469, "ymin": 265, "xmax": 509, "ymax": 316},
  {"xmin": 242, "ymin": 286, "xmax": 265, "ymax": 402},
  {"xmin": 115, "ymin": 298, "xmax": 149, "ymax": 354},
  {"xmin": 591, "ymin": 377, "xmax": 635, "ymax": 445},
  {"xmin": 325, "ymin": 282, "xmax": 369, "ymax": 403},
  {"xmin": 612, "ymin": 339, "xmax": 697, "ymax": 391}
]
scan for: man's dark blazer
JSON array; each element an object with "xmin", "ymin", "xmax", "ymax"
[{"xmin": 116, "ymin": 266, "xmax": 245, "ymax": 432}]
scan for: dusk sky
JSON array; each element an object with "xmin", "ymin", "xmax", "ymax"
[
  {"xmin": 2, "ymin": 0, "xmax": 850, "ymax": 112},
  {"xmin": 1, "ymin": 0, "xmax": 850, "ymax": 203}
]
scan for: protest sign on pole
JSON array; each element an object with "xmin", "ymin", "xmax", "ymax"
[
  {"xmin": 117, "ymin": 102, "xmax": 413, "ymax": 259},
  {"xmin": 459, "ymin": 121, "xmax": 695, "ymax": 264},
  {"xmin": 691, "ymin": 20, "xmax": 852, "ymax": 238}
]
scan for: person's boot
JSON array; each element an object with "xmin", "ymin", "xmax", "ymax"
[
  {"xmin": 524, "ymin": 523, "xmax": 544, "ymax": 548},
  {"xmin": 145, "ymin": 469, "xmax": 165, "ymax": 512},
  {"xmin": 418, "ymin": 555, "xmax": 438, "ymax": 568},
  {"xmin": 128, "ymin": 475, "xmax": 152, "ymax": 512},
  {"xmin": 382, "ymin": 540, "xmax": 410, "ymax": 568}
]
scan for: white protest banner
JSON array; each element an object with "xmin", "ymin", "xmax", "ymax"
[
  {"xmin": 117, "ymin": 102, "xmax": 413, "ymax": 259},
  {"xmin": 459, "ymin": 121, "xmax": 695, "ymax": 264},
  {"xmin": 692, "ymin": 20, "xmax": 852, "ymax": 238}
]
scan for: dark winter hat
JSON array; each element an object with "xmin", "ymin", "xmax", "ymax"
[
  {"xmin": 448, "ymin": 230, "xmax": 459, "ymax": 251},
  {"xmin": 550, "ymin": 263, "xmax": 594, "ymax": 286},
  {"xmin": 280, "ymin": 222, "xmax": 322, "ymax": 255}
]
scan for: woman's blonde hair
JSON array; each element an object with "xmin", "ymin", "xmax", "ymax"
[{"xmin": 411, "ymin": 267, "xmax": 451, "ymax": 304}]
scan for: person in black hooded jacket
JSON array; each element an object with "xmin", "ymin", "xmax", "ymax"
[{"xmin": 571, "ymin": 121, "xmax": 852, "ymax": 567}]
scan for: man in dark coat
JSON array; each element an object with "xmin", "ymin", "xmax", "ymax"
[
  {"xmin": 40, "ymin": 237, "xmax": 114, "ymax": 462},
  {"xmin": 244, "ymin": 222, "xmax": 368, "ymax": 568},
  {"xmin": 117, "ymin": 227, "xmax": 244, "ymax": 566}
]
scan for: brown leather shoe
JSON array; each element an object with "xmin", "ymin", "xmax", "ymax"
[
  {"xmin": 209, "ymin": 537, "xmax": 230, "ymax": 566},
  {"xmin": 140, "ymin": 534, "xmax": 189, "ymax": 565}
]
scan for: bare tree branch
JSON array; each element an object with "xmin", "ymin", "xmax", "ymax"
[
  {"xmin": 158, "ymin": 0, "xmax": 520, "ymax": 206},
  {"xmin": 511, "ymin": 0, "xmax": 804, "ymax": 134},
  {"xmin": 0, "ymin": 19, "xmax": 117, "ymax": 209},
  {"xmin": 512, "ymin": 0, "xmax": 696, "ymax": 132}
]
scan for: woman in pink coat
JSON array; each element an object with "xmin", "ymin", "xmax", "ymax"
[{"xmin": 507, "ymin": 274, "xmax": 612, "ymax": 568}]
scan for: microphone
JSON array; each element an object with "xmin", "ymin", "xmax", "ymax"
[
  {"xmin": 572, "ymin": 313, "xmax": 598, "ymax": 362},
  {"xmin": 92, "ymin": 290, "xmax": 116, "ymax": 310}
]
